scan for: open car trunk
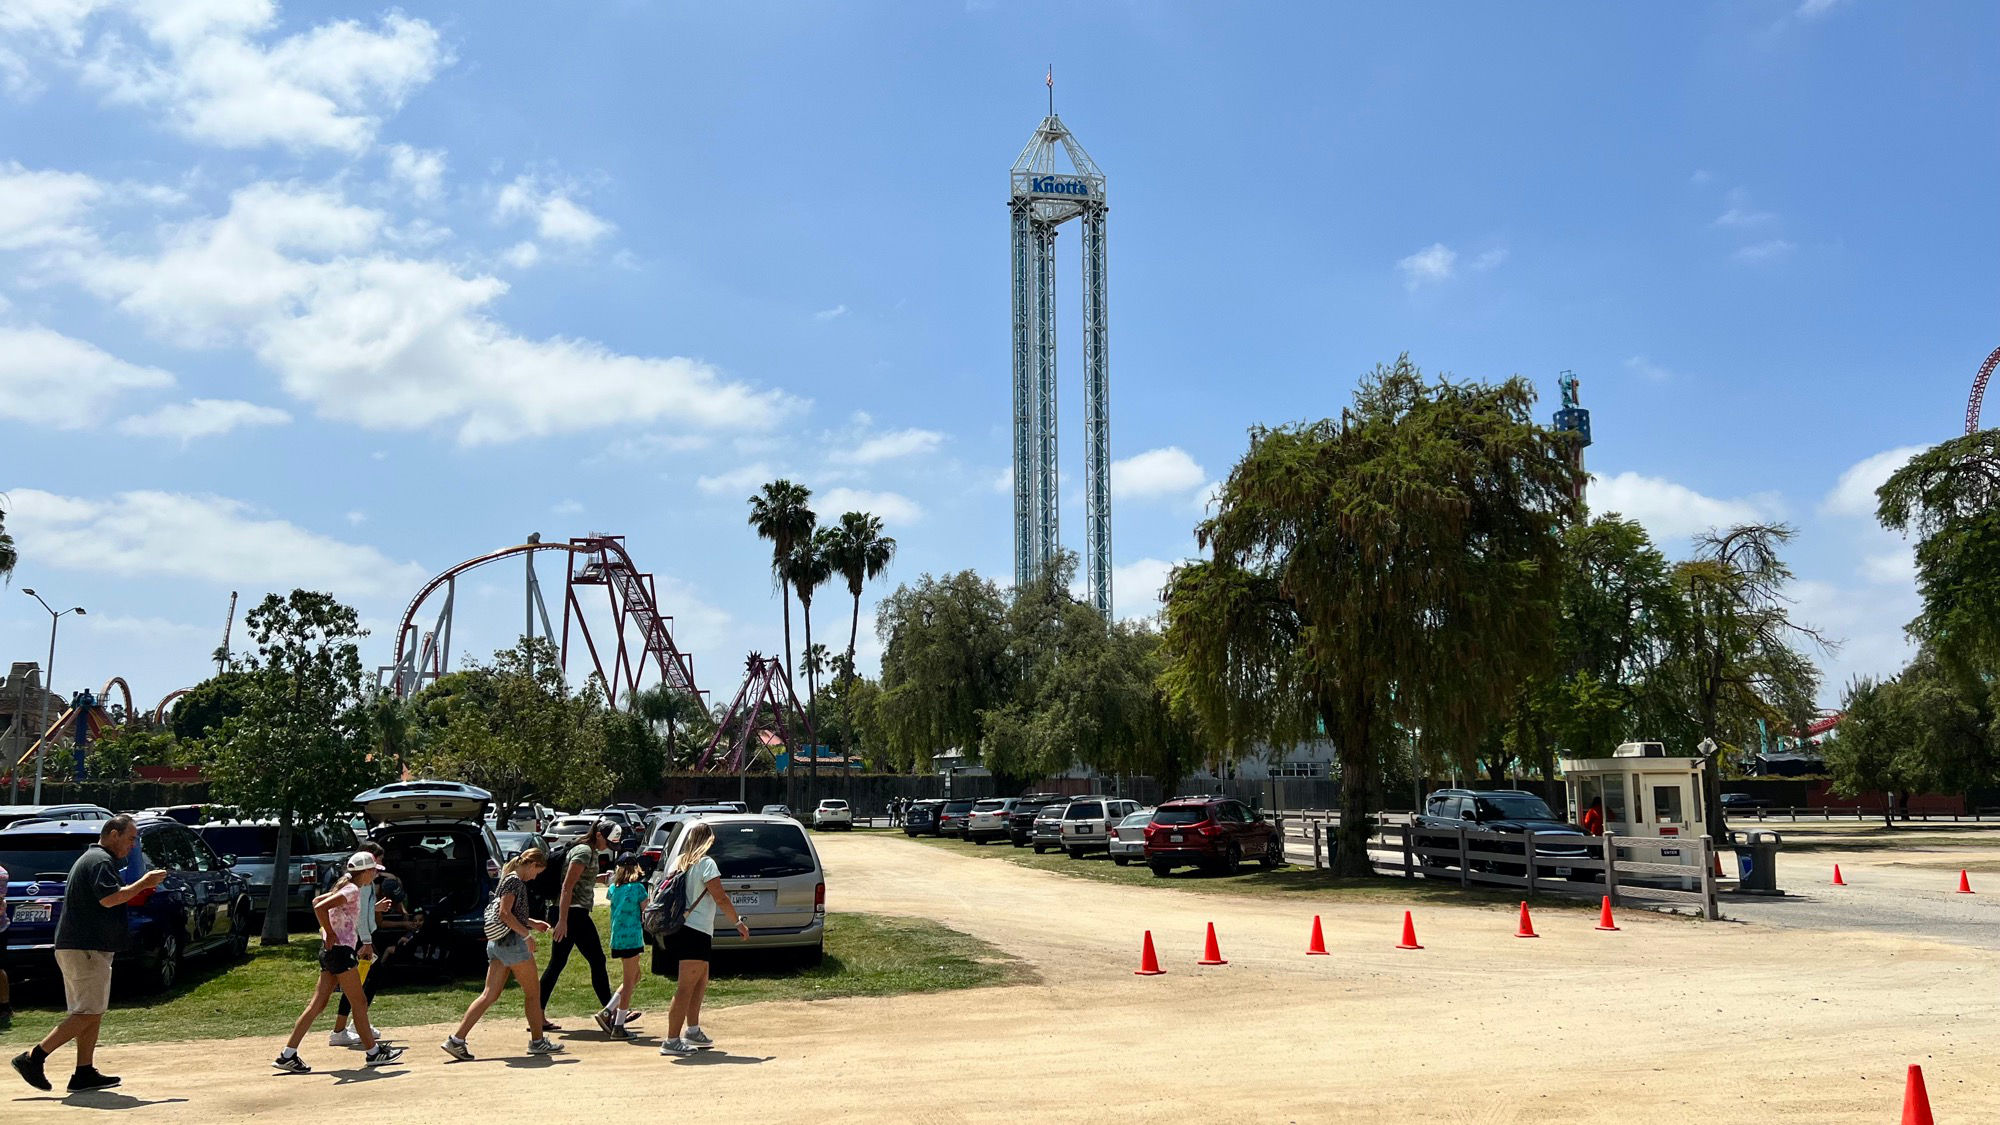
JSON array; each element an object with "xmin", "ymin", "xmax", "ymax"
[{"xmin": 372, "ymin": 822, "xmax": 492, "ymax": 942}]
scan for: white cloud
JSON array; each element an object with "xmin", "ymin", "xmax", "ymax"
[
  {"xmin": 1397, "ymin": 242, "xmax": 1456, "ymax": 289},
  {"xmin": 1821, "ymin": 445, "xmax": 1927, "ymax": 518},
  {"xmin": 696, "ymin": 462, "xmax": 778, "ymax": 497},
  {"xmin": 818, "ymin": 487, "xmax": 922, "ymax": 525},
  {"xmin": 0, "ymin": 161, "xmax": 102, "ymax": 249},
  {"xmin": 1469, "ymin": 248, "xmax": 1508, "ymax": 271},
  {"xmin": 501, "ymin": 240, "xmax": 539, "ymax": 269},
  {"xmin": 991, "ymin": 466, "xmax": 1013, "ymax": 494},
  {"xmin": 1111, "ymin": 446, "xmax": 1206, "ymax": 501},
  {"xmin": 1112, "ymin": 557, "xmax": 1177, "ymax": 622},
  {"xmin": 115, "ymin": 397, "xmax": 291, "ymax": 442},
  {"xmin": 0, "ymin": 324, "xmax": 173, "ymax": 426},
  {"xmin": 1860, "ymin": 549, "xmax": 1915, "ymax": 586},
  {"xmin": 1192, "ymin": 479, "xmax": 1223, "ymax": 515},
  {"xmin": 65, "ymin": 5, "xmax": 449, "ymax": 153},
  {"xmin": 550, "ymin": 499, "xmax": 584, "ymax": 516},
  {"xmin": 1690, "ymin": 169, "xmax": 1714, "ymax": 187},
  {"xmin": 813, "ymin": 304, "xmax": 847, "ymax": 322},
  {"xmin": 495, "ymin": 175, "xmax": 612, "ymax": 245},
  {"xmin": 1796, "ymin": 0, "xmax": 1844, "ymax": 18},
  {"xmin": 6, "ymin": 488, "xmax": 427, "ymax": 598},
  {"xmin": 385, "ymin": 143, "xmax": 445, "ymax": 201},
  {"xmin": 1713, "ymin": 188, "xmax": 1775, "ymax": 228},
  {"xmin": 1587, "ymin": 471, "xmax": 1783, "ymax": 544},
  {"xmin": 346, "ymin": 510, "xmax": 366, "ymax": 525},
  {"xmin": 831, "ymin": 427, "xmax": 944, "ymax": 465},
  {"xmin": 63, "ymin": 181, "xmax": 799, "ymax": 444},
  {"xmin": 1733, "ymin": 239, "xmax": 1795, "ymax": 264},
  {"xmin": 1623, "ymin": 355, "xmax": 1676, "ymax": 382}
]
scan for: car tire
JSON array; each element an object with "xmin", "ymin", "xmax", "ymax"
[
  {"xmin": 1150, "ymin": 862, "xmax": 1172, "ymax": 878},
  {"xmin": 974, "ymin": 837, "xmax": 987, "ymax": 846},
  {"xmin": 1261, "ymin": 836, "xmax": 1284, "ymax": 868},
  {"xmin": 1032, "ymin": 844, "xmax": 1047, "ymax": 854},
  {"xmin": 228, "ymin": 898, "xmax": 254, "ymax": 959},
  {"xmin": 1219, "ymin": 843, "xmax": 1242, "ymax": 876},
  {"xmin": 148, "ymin": 932, "xmax": 183, "ymax": 993},
  {"xmin": 795, "ymin": 942, "xmax": 825, "ymax": 969},
  {"xmin": 1113, "ymin": 856, "xmax": 1129, "ymax": 866}
]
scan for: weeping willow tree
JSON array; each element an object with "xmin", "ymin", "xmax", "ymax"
[{"xmin": 1161, "ymin": 357, "xmax": 1579, "ymax": 875}]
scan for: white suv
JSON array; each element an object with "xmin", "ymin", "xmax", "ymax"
[
  {"xmin": 963, "ymin": 798, "xmax": 1018, "ymax": 844},
  {"xmin": 811, "ymin": 799, "xmax": 853, "ymax": 832},
  {"xmin": 1060, "ymin": 798, "xmax": 1141, "ymax": 858}
]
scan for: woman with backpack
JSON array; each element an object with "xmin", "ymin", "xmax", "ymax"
[
  {"xmin": 598, "ymin": 854, "xmax": 647, "ymax": 1039},
  {"xmin": 440, "ymin": 848, "xmax": 561, "ymax": 1061},
  {"xmin": 273, "ymin": 853, "xmax": 407, "ymax": 1073},
  {"xmin": 657, "ymin": 822, "xmax": 750, "ymax": 1057}
]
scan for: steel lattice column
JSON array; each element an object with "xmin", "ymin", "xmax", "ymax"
[
  {"xmin": 1033, "ymin": 222, "xmax": 1061, "ymax": 572},
  {"xmin": 1080, "ymin": 204, "xmax": 1111, "ymax": 616},
  {"xmin": 1009, "ymin": 202, "xmax": 1038, "ymax": 589}
]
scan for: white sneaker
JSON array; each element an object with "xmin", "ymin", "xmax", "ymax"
[
  {"xmin": 660, "ymin": 1038, "xmax": 694, "ymax": 1057},
  {"xmin": 328, "ymin": 1029, "xmax": 361, "ymax": 1048},
  {"xmin": 683, "ymin": 1027, "xmax": 714, "ymax": 1049}
]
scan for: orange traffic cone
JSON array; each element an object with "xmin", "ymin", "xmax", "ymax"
[
  {"xmin": 1396, "ymin": 911, "xmax": 1423, "ymax": 950},
  {"xmin": 1832, "ymin": 864, "xmax": 1846, "ymax": 886},
  {"xmin": 1134, "ymin": 930, "xmax": 1165, "ymax": 976},
  {"xmin": 1197, "ymin": 922, "xmax": 1228, "ymax": 965},
  {"xmin": 1958, "ymin": 870, "xmax": 1975, "ymax": 894},
  {"xmin": 1595, "ymin": 895, "xmax": 1620, "ymax": 931},
  {"xmin": 1515, "ymin": 901, "xmax": 1539, "ymax": 938},
  {"xmin": 1902, "ymin": 1064, "xmax": 1935, "ymax": 1125},
  {"xmin": 1306, "ymin": 915, "xmax": 1329, "ymax": 955}
]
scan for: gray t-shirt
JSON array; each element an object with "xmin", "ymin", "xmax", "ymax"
[
  {"xmin": 562, "ymin": 843, "xmax": 597, "ymax": 912},
  {"xmin": 55, "ymin": 845, "xmax": 127, "ymax": 952}
]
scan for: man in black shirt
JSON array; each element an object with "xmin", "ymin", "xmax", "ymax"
[{"xmin": 10, "ymin": 815, "xmax": 164, "ymax": 1093}]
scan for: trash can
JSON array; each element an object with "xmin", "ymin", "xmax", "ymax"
[{"xmin": 1730, "ymin": 829, "xmax": 1782, "ymax": 894}]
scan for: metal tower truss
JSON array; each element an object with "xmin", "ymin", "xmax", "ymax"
[
  {"xmin": 697, "ymin": 653, "xmax": 816, "ymax": 774},
  {"xmin": 1009, "ymin": 112, "xmax": 1112, "ymax": 613}
]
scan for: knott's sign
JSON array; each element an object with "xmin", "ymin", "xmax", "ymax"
[{"xmin": 1027, "ymin": 175, "xmax": 1093, "ymax": 197}]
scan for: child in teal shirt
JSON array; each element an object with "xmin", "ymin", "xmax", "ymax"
[{"xmin": 601, "ymin": 855, "xmax": 649, "ymax": 1038}]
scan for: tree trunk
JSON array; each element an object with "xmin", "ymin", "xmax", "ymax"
[
  {"xmin": 1330, "ymin": 698, "xmax": 1375, "ymax": 877},
  {"xmin": 261, "ymin": 802, "xmax": 295, "ymax": 945},
  {"xmin": 802, "ymin": 597, "xmax": 817, "ymax": 809},
  {"xmin": 780, "ymin": 577, "xmax": 795, "ymax": 687}
]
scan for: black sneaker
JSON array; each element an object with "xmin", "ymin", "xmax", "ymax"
[
  {"xmin": 67, "ymin": 1067, "xmax": 120, "ymax": 1092},
  {"xmin": 440, "ymin": 1038, "xmax": 474, "ymax": 1063},
  {"xmin": 272, "ymin": 1053, "xmax": 312, "ymax": 1075},
  {"xmin": 12, "ymin": 1051, "xmax": 51, "ymax": 1091},
  {"xmin": 363, "ymin": 1044, "xmax": 405, "ymax": 1068}
]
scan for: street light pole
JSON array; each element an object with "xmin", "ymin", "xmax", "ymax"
[{"xmin": 22, "ymin": 589, "xmax": 85, "ymax": 805}]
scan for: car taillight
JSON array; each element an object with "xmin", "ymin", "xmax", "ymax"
[
  {"xmin": 1660, "ymin": 827, "xmax": 1679, "ymax": 836},
  {"xmin": 298, "ymin": 861, "xmax": 319, "ymax": 885},
  {"xmin": 1198, "ymin": 822, "xmax": 1221, "ymax": 835},
  {"xmin": 814, "ymin": 882, "xmax": 825, "ymax": 917},
  {"xmin": 644, "ymin": 848, "xmax": 662, "ymax": 860},
  {"xmin": 487, "ymin": 857, "xmax": 502, "ymax": 878}
]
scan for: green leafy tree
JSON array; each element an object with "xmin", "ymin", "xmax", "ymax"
[
  {"xmin": 1824, "ymin": 677, "xmax": 1909, "ymax": 827},
  {"xmin": 632, "ymin": 683, "xmax": 705, "ymax": 765},
  {"xmin": 874, "ymin": 571, "xmax": 1012, "ymax": 773},
  {"xmin": 202, "ymin": 591, "xmax": 387, "ymax": 944},
  {"xmin": 1876, "ymin": 431, "xmax": 2000, "ymax": 674},
  {"xmin": 83, "ymin": 725, "xmax": 180, "ymax": 782},
  {"xmin": 410, "ymin": 637, "xmax": 605, "ymax": 815},
  {"xmin": 826, "ymin": 510, "xmax": 897, "ymax": 763},
  {"xmin": 169, "ymin": 671, "xmax": 258, "ymax": 744},
  {"xmin": 785, "ymin": 526, "xmax": 836, "ymax": 797},
  {"xmin": 1162, "ymin": 358, "xmax": 1579, "ymax": 875},
  {"xmin": 1828, "ymin": 649, "xmax": 1996, "ymax": 826},
  {"xmin": 1655, "ymin": 525, "xmax": 1826, "ymax": 841},
  {"xmin": 748, "ymin": 480, "xmax": 816, "ymax": 685}
]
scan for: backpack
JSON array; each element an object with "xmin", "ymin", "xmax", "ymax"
[{"xmin": 642, "ymin": 868, "xmax": 690, "ymax": 939}]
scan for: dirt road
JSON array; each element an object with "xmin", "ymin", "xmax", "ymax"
[{"xmin": 10, "ymin": 832, "xmax": 1999, "ymax": 1123}]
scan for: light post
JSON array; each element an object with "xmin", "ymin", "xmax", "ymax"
[{"xmin": 22, "ymin": 589, "xmax": 85, "ymax": 804}]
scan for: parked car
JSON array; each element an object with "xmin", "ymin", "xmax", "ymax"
[
  {"xmin": 812, "ymin": 799, "xmax": 853, "ymax": 831},
  {"xmin": 645, "ymin": 813, "xmax": 824, "ymax": 974},
  {"xmin": 640, "ymin": 814, "xmax": 690, "ymax": 866},
  {"xmin": 1410, "ymin": 789, "xmax": 1593, "ymax": 877},
  {"xmin": 1143, "ymin": 795, "xmax": 1284, "ymax": 875},
  {"xmin": 937, "ymin": 798, "xmax": 976, "ymax": 839},
  {"xmin": 502, "ymin": 802, "xmax": 554, "ymax": 833},
  {"xmin": 1057, "ymin": 798, "xmax": 1142, "ymax": 858},
  {"xmin": 195, "ymin": 819, "xmax": 357, "ymax": 924},
  {"xmin": 961, "ymin": 798, "xmax": 1017, "ymax": 844},
  {"xmin": 1007, "ymin": 794, "xmax": 1065, "ymax": 847},
  {"xmin": 673, "ymin": 803, "xmax": 746, "ymax": 815},
  {"xmin": 353, "ymin": 780, "xmax": 503, "ymax": 954},
  {"xmin": 0, "ymin": 804, "xmax": 113, "ymax": 831},
  {"xmin": 760, "ymin": 804, "xmax": 795, "ymax": 820},
  {"xmin": 904, "ymin": 799, "xmax": 945, "ymax": 837},
  {"xmin": 1108, "ymin": 807, "xmax": 1156, "ymax": 866},
  {"xmin": 493, "ymin": 830, "xmax": 548, "ymax": 863},
  {"xmin": 605, "ymin": 802, "xmax": 650, "ymax": 821},
  {"xmin": 1030, "ymin": 801, "xmax": 1071, "ymax": 853},
  {"xmin": 1722, "ymin": 792, "xmax": 1774, "ymax": 814},
  {"xmin": 1, "ymin": 814, "xmax": 252, "ymax": 991}
]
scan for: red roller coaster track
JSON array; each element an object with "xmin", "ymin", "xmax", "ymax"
[
  {"xmin": 387, "ymin": 533, "xmax": 699, "ymax": 708},
  {"xmin": 1969, "ymin": 345, "xmax": 2000, "ymax": 434}
]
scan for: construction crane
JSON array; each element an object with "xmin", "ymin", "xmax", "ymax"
[{"xmin": 214, "ymin": 591, "xmax": 237, "ymax": 674}]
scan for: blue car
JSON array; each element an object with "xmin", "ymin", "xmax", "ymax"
[{"xmin": 1, "ymin": 814, "xmax": 253, "ymax": 992}]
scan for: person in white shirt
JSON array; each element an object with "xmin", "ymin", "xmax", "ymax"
[{"xmin": 659, "ymin": 822, "xmax": 749, "ymax": 1057}]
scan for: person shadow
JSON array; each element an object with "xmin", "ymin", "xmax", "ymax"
[
  {"xmin": 667, "ymin": 1051, "xmax": 771, "ymax": 1066},
  {"xmin": 16, "ymin": 1091, "xmax": 191, "ymax": 1110},
  {"xmin": 326, "ymin": 1066, "xmax": 410, "ymax": 1086}
]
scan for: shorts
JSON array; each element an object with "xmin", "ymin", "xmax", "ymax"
[
  {"xmin": 487, "ymin": 933, "xmax": 534, "ymax": 967},
  {"xmin": 319, "ymin": 943, "xmax": 359, "ymax": 975},
  {"xmin": 54, "ymin": 949, "xmax": 113, "ymax": 1016},
  {"xmin": 610, "ymin": 946, "xmax": 642, "ymax": 960},
  {"xmin": 663, "ymin": 927, "xmax": 712, "ymax": 964}
]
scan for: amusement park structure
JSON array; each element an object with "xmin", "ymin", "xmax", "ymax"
[
  {"xmin": 1969, "ymin": 345, "xmax": 1999, "ymax": 434},
  {"xmin": 383, "ymin": 533, "xmax": 701, "ymax": 708},
  {"xmin": 1010, "ymin": 85, "xmax": 1113, "ymax": 615},
  {"xmin": 1552, "ymin": 370, "xmax": 1593, "ymax": 502},
  {"xmin": 3, "ymin": 675, "xmax": 146, "ymax": 800},
  {"xmin": 697, "ymin": 653, "xmax": 816, "ymax": 774}
]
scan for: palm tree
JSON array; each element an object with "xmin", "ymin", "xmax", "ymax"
[
  {"xmin": 633, "ymin": 683, "xmax": 703, "ymax": 764},
  {"xmin": 747, "ymin": 481, "xmax": 816, "ymax": 684},
  {"xmin": 826, "ymin": 511, "xmax": 896, "ymax": 763},
  {"xmin": 786, "ymin": 528, "xmax": 836, "ymax": 798}
]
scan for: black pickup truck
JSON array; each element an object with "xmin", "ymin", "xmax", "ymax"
[{"xmin": 1411, "ymin": 789, "xmax": 1595, "ymax": 878}]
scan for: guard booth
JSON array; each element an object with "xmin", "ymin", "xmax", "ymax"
[{"xmin": 1560, "ymin": 741, "xmax": 1709, "ymax": 873}]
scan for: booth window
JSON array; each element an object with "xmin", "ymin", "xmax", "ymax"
[
  {"xmin": 1653, "ymin": 785, "xmax": 1683, "ymax": 825},
  {"xmin": 1603, "ymin": 775, "xmax": 1628, "ymax": 823}
]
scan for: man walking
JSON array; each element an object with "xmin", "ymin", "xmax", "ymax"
[
  {"xmin": 537, "ymin": 819, "xmax": 617, "ymax": 1027},
  {"xmin": 12, "ymin": 815, "xmax": 164, "ymax": 1092}
]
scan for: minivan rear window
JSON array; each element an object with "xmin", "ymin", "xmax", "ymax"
[
  {"xmin": 1065, "ymin": 802, "xmax": 1103, "ymax": 819},
  {"xmin": 0, "ymin": 835, "xmax": 100, "ymax": 882},
  {"xmin": 705, "ymin": 823, "xmax": 815, "ymax": 879},
  {"xmin": 943, "ymin": 800, "xmax": 975, "ymax": 814},
  {"xmin": 1153, "ymin": 806, "xmax": 1211, "ymax": 826},
  {"xmin": 971, "ymin": 800, "xmax": 1007, "ymax": 812}
]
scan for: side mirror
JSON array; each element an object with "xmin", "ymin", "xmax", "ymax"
[{"xmin": 221, "ymin": 854, "xmax": 238, "ymax": 867}]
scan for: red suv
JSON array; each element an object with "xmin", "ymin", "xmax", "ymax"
[{"xmin": 1142, "ymin": 796, "xmax": 1284, "ymax": 876}]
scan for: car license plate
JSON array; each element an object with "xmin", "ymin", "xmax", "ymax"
[
  {"xmin": 1171, "ymin": 833, "xmax": 1184, "ymax": 843},
  {"xmin": 1554, "ymin": 867, "xmax": 1571, "ymax": 877},
  {"xmin": 728, "ymin": 891, "xmax": 760, "ymax": 908},
  {"xmin": 12, "ymin": 902, "xmax": 51, "ymax": 924}
]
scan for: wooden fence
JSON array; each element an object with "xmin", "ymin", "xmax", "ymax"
[{"xmin": 1277, "ymin": 813, "xmax": 1719, "ymax": 919}]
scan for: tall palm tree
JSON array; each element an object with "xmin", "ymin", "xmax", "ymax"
[
  {"xmin": 747, "ymin": 480, "xmax": 815, "ymax": 684},
  {"xmin": 827, "ymin": 511, "xmax": 897, "ymax": 694},
  {"xmin": 786, "ymin": 528, "xmax": 836, "ymax": 797}
]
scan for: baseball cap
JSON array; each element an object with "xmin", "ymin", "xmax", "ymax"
[{"xmin": 345, "ymin": 851, "xmax": 381, "ymax": 872}]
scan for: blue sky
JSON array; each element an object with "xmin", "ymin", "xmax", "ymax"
[{"xmin": 1, "ymin": 0, "xmax": 1995, "ymax": 720}]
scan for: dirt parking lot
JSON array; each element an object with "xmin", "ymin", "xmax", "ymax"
[{"xmin": 10, "ymin": 829, "xmax": 1999, "ymax": 1123}]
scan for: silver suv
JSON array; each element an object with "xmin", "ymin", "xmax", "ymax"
[
  {"xmin": 1030, "ymin": 802, "xmax": 1071, "ymax": 854},
  {"xmin": 647, "ymin": 813, "xmax": 825, "ymax": 971},
  {"xmin": 1059, "ymin": 798, "xmax": 1141, "ymax": 858}
]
